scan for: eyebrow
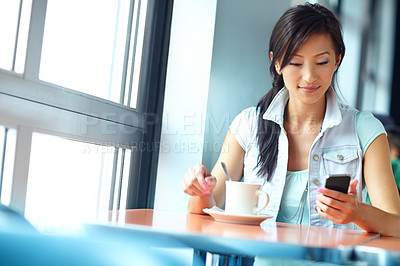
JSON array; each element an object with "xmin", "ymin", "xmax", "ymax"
[{"xmin": 292, "ymin": 51, "xmax": 331, "ymax": 58}]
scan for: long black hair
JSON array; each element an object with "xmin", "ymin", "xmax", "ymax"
[{"xmin": 256, "ymin": 3, "xmax": 345, "ymax": 181}]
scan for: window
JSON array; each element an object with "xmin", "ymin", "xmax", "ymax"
[
  {"xmin": 0, "ymin": 127, "xmax": 17, "ymax": 206},
  {"xmin": 25, "ymin": 133, "xmax": 131, "ymax": 228},
  {"xmin": 0, "ymin": 0, "xmax": 172, "ymax": 228},
  {"xmin": 0, "ymin": 0, "xmax": 31, "ymax": 73},
  {"xmin": 39, "ymin": 0, "xmax": 147, "ymax": 107}
]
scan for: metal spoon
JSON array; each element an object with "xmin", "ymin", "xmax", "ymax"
[{"xmin": 220, "ymin": 161, "xmax": 232, "ymax": 181}]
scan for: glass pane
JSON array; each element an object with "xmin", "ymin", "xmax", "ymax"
[
  {"xmin": 0, "ymin": 127, "xmax": 17, "ymax": 206},
  {"xmin": 109, "ymin": 148, "xmax": 131, "ymax": 224},
  {"xmin": 14, "ymin": 0, "xmax": 32, "ymax": 74},
  {"xmin": 39, "ymin": 0, "xmax": 131, "ymax": 104},
  {"xmin": 24, "ymin": 133, "xmax": 131, "ymax": 231},
  {"xmin": 0, "ymin": 1, "xmax": 20, "ymax": 70},
  {"xmin": 124, "ymin": 0, "xmax": 148, "ymax": 108}
]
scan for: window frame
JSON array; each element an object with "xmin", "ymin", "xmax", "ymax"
[
  {"xmin": 0, "ymin": 0, "xmax": 172, "ymax": 213},
  {"xmin": 125, "ymin": 0, "xmax": 173, "ymax": 209}
]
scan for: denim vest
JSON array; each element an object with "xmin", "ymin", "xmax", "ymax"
[{"xmin": 253, "ymin": 88, "xmax": 363, "ymax": 230}]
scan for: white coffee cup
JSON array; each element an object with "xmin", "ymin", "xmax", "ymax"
[{"xmin": 224, "ymin": 181, "xmax": 269, "ymax": 215}]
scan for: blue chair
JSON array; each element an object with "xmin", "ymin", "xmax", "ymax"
[
  {"xmin": 0, "ymin": 204, "xmax": 37, "ymax": 235},
  {"xmin": 0, "ymin": 205, "xmax": 193, "ymax": 265}
]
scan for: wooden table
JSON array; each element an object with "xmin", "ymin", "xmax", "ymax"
[
  {"xmin": 84, "ymin": 209, "xmax": 389, "ymax": 265},
  {"xmin": 118, "ymin": 209, "xmax": 377, "ymax": 247}
]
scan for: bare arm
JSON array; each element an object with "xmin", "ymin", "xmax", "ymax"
[
  {"xmin": 209, "ymin": 129, "xmax": 245, "ymax": 207},
  {"xmin": 316, "ymin": 134, "xmax": 400, "ymax": 236},
  {"xmin": 357, "ymin": 134, "xmax": 400, "ymax": 235},
  {"xmin": 181, "ymin": 129, "xmax": 244, "ymax": 214}
]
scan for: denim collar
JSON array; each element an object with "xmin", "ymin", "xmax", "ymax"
[{"xmin": 262, "ymin": 87, "xmax": 342, "ymax": 133}]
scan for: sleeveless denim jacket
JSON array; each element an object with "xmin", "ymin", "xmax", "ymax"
[{"xmin": 247, "ymin": 87, "xmax": 363, "ymax": 230}]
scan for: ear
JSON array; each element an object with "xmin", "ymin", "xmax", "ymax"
[
  {"xmin": 270, "ymin": 51, "xmax": 282, "ymax": 75},
  {"xmin": 275, "ymin": 64, "xmax": 281, "ymax": 75},
  {"xmin": 334, "ymin": 54, "xmax": 342, "ymax": 70}
]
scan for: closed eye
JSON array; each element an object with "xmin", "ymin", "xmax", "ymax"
[
  {"xmin": 317, "ymin": 61, "xmax": 328, "ymax": 65},
  {"xmin": 289, "ymin": 63, "xmax": 301, "ymax": 66}
]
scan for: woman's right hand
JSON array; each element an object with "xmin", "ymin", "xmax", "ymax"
[{"xmin": 181, "ymin": 164, "xmax": 217, "ymax": 197}]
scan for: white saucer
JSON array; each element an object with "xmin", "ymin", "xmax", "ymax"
[{"xmin": 203, "ymin": 207, "xmax": 272, "ymax": 225}]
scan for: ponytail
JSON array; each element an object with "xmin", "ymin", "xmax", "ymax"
[{"xmin": 256, "ymin": 75, "xmax": 284, "ymax": 181}]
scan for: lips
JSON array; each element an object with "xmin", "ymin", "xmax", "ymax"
[{"xmin": 299, "ymin": 86, "xmax": 320, "ymax": 93}]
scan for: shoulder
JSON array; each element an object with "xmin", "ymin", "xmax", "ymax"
[
  {"xmin": 355, "ymin": 111, "xmax": 387, "ymax": 155},
  {"xmin": 230, "ymin": 107, "xmax": 259, "ymax": 149},
  {"xmin": 338, "ymin": 103, "xmax": 359, "ymax": 116},
  {"xmin": 336, "ymin": 104, "xmax": 359, "ymax": 125},
  {"xmin": 231, "ymin": 107, "xmax": 259, "ymax": 130},
  {"xmin": 337, "ymin": 104, "xmax": 384, "ymax": 129},
  {"xmin": 356, "ymin": 111, "xmax": 385, "ymax": 130},
  {"xmin": 237, "ymin": 106, "xmax": 259, "ymax": 121}
]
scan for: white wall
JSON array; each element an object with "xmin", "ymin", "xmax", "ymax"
[
  {"xmin": 337, "ymin": 0, "xmax": 366, "ymax": 107},
  {"xmin": 338, "ymin": 0, "xmax": 395, "ymax": 113},
  {"xmin": 201, "ymin": 0, "xmax": 290, "ymax": 170},
  {"xmin": 154, "ymin": 0, "xmax": 217, "ymax": 211},
  {"xmin": 154, "ymin": 0, "xmax": 292, "ymax": 212}
]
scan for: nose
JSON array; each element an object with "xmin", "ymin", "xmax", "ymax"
[{"xmin": 302, "ymin": 63, "xmax": 317, "ymax": 83}]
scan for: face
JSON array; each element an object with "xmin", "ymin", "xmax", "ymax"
[{"xmin": 274, "ymin": 33, "xmax": 340, "ymax": 106}]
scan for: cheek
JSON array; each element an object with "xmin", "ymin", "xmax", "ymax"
[
  {"xmin": 320, "ymin": 71, "xmax": 335, "ymax": 83},
  {"xmin": 281, "ymin": 73, "xmax": 297, "ymax": 88},
  {"xmin": 281, "ymin": 69, "xmax": 300, "ymax": 84}
]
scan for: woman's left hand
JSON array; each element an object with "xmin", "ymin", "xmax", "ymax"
[{"xmin": 315, "ymin": 179, "xmax": 361, "ymax": 224}]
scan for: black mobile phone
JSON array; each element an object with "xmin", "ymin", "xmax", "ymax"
[{"xmin": 325, "ymin": 174, "xmax": 351, "ymax": 193}]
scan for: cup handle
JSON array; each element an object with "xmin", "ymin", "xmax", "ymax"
[{"xmin": 254, "ymin": 189, "xmax": 269, "ymax": 214}]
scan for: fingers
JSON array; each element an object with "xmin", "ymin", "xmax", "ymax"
[
  {"xmin": 205, "ymin": 176, "xmax": 217, "ymax": 187},
  {"xmin": 316, "ymin": 181, "xmax": 359, "ymax": 224},
  {"xmin": 181, "ymin": 172, "xmax": 203, "ymax": 196},
  {"xmin": 316, "ymin": 193, "xmax": 340, "ymax": 212},
  {"xmin": 316, "ymin": 199, "xmax": 354, "ymax": 224},
  {"xmin": 315, "ymin": 194, "xmax": 349, "ymax": 224},
  {"xmin": 348, "ymin": 179, "xmax": 358, "ymax": 194},
  {"xmin": 317, "ymin": 187, "xmax": 347, "ymax": 202},
  {"xmin": 316, "ymin": 191, "xmax": 344, "ymax": 211},
  {"xmin": 181, "ymin": 166, "xmax": 205, "ymax": 196},
  {"xmin": 315, "ymin": 205, "xmax": 346, "ymax": 224},
  {"xmin": 317, "ymin": 179, "xmax": 358, "ymax": 203},
  {"xmin": 181, "ymin": 164, "xmax": 215, "ymax": 197}
]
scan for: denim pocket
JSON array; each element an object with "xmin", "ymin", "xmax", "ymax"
[{"xmin": 322, "ymin": 147, "xmax": 358, "ymax": 177}]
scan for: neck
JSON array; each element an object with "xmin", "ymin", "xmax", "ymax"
[{"xmin": 285, "ymin": 98, "xmax": 326, "ymax": 134}]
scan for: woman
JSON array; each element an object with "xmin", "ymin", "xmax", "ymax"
[{"xmin": 181, "ymin": 3, "xmax": 400, "ymax": 236}]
